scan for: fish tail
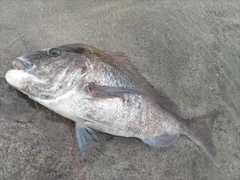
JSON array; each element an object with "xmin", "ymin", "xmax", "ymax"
[{"xmin": 180, "ymin": 109, "xmax": 221, "ymax": 167}]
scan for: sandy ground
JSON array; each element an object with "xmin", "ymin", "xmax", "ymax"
[{"xmin": 0, "ymin": 1, "xmax": 240, "ymax": 179}]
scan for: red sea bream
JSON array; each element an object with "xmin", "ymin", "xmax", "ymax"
[{"xmin": 5, "ymin": 44, "xmax": 220, "ymax": 166}]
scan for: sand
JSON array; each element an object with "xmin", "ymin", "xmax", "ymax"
[{"xmin": 0, "ymin": 1, "xmax": 239, "ymax": 179}]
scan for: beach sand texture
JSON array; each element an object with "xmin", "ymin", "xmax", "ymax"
[{"xmin": 0, "ymin": 1, "xmax": 239, "ymax": 179}]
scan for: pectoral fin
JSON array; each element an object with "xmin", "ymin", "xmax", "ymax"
[
  {"xmin": 143, "ymin": 133, "xmax": 179, "ymax": 148},
  {"xmin": 75, "ymin": 122, "xmax": 99, "ymax": 154},
  {"xmin": 84, "ymin": 82, "xmax": 142, "ymax": 99}
]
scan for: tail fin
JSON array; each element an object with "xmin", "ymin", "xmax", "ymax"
[{"xmin": 180, "ymin": 110, "xmax": 221, "ymax": 167}]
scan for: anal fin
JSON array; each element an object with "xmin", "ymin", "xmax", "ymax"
[{"xmin": 143, "ymin": 133, "xmax": 179, "ymax": 148}]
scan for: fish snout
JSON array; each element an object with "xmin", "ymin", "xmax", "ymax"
[{"xmin": 13, "ymin": 58, "xmax": 34, "ymax": 71}]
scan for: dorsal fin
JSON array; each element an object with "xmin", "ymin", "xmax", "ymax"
[{"xmin": 105, "ymin": 51, "xmax": 180, "ymax": 116}]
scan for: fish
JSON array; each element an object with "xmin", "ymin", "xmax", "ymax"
[{"xmin": 5, "ymin": 43, "xmax": 220, "ymax": 166}]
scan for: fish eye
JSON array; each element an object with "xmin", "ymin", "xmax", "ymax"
[{"xmin": 48, "ymin": 48, "xmax": 61, "ymax": 57}]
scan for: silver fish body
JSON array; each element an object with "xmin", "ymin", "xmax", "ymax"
[{"xmin": 5, "ymin": 44, "xmax": 220, "ymax": 166}]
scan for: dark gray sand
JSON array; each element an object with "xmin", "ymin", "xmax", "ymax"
[{"xmin": 0, "ymin": 1, "xmax": 239, "ymax": 179}]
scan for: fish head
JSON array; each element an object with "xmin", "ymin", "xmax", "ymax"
[{"xmin": 5, "ymin": 44, "xmax": 88, "ymax": 100}]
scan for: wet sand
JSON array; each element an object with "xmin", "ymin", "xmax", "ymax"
[{"xmin": 0, "ymin": 1, "xmax": 239, "ymax": 179}]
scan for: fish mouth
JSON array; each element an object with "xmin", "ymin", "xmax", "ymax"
[{"xmin": 12, "ymin": 57, "xmax": 34, "ymax": 71}]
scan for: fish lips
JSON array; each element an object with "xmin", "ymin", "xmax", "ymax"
[{"xmin": 5, "ymin": 57, "xmax": 38, "ymax": 91}]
